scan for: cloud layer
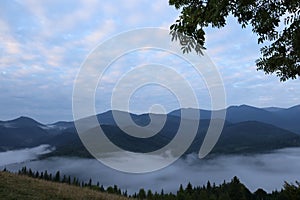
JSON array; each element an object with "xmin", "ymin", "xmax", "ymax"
[
  {"xmin": 1, "ymin": 0, "xmax": 299, "ymax": 123},
  {"xmin": 0, "ymin": 144, "xmax": 54, "ymax": 166},
  {"xmin": 2, "ymin": 146, "xmax": 300, "ymax": 194}
]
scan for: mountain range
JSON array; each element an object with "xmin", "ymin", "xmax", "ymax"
[
  {"xmin": 169, "ymin": 104, "xmax": 300, "ymax": 134},
  {"xmin": 0, "ymin": 104, "xmax": 300, "ymax": 157}
]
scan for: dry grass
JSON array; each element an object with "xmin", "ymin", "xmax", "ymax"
[{"xmin": 0, "ymin": 171, "xmax": 130, "ymax": 200}]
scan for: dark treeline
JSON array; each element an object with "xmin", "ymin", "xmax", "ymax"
[{"xmin": 3, "ymin": 167, "xmax": 300, "ymax": 199}]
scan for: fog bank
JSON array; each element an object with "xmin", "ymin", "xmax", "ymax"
[
  {"xmin": 0, "ymin": 145, "xmax": 54, "ymax": 166},
  {"xmin": 2, "ymin": 147, "xmax": 300, "ymax": 194}
]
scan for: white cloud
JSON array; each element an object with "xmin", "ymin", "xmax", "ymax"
[
  {"xmin": 81, "ymin": 19, "xmax": 116, "ymax": 47},
  {"xmin": 0, "ymin": 19, "xmax": 21, "ymax": 57}
]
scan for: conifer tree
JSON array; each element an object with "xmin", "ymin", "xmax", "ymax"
[{"xmin": 54, "ymin": 171, "xmax": 60, "ymax": 182}]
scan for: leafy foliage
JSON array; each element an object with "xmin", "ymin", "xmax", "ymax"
[{"xmin": 169, "ymin": 0, "xmax": 300, "ymax": 81}]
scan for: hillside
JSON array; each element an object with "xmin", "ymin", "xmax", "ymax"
[
  {"xmin": 1, "ymin": 171, "xmax": 300, "ymax": 200},
  {"xmin": 46, "ymin": 120, "xmax": 300, "ymax": 158},
  {"xmin": 0, "ymin": 171, "xmax": 129, "ymax": 200},
  {"xmin": 1, "ymin": 105, "xmax": 300, "ymax": 157}
]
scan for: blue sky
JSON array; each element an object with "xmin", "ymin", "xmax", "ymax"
[{"xmin": 1, "ymin": 0, "xmax": 299, "ymax": 123}]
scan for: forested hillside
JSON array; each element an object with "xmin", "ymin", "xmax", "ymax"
[{"xmin": 1, "ymin": 168, "xmax": 300, "ymax": 200}]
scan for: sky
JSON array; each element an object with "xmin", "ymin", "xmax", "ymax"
[{"xmin": 1, "ymin": 0, "xmax": 300, "ymax": 123}]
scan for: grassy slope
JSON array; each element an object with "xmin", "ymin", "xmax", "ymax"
[{"xmin": 0, "ymin": 171, "xmax": 130, "ymax": 200}]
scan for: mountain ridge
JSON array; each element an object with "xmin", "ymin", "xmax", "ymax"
[
  {"xmin": 1, "ymin": 104, "xmax": 300, "ymax": 157},
  {"xmin": 2, "ymin": 104, "xmax": 299, "ymax": 125}
]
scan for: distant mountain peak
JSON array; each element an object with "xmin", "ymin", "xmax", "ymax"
[
  {"xmin": 16, "ymin": 116, "xmax": 34, "ymax": 120},
  {"xmin": 7, "ymin": 116, "xmax": 43, "ymax": 127},
  {"xmin": 233, "ymin": 104, "xmax": 256, "ymax": 109},
  {"xmin": 262, "ymin": 107, "xmax": 285, "ymax": 112},
  {"xmin": 287, "ymin": 104, "xmax": 300, "ymax": 110}
]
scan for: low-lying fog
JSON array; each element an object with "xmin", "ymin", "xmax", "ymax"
[
  {"xmin": 0, "ymin": 145, "xmax": 54, "ymax": 166},
  {"xmin": 1, "ymin": 145, "xmax": 300, "ymax": 194}
]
